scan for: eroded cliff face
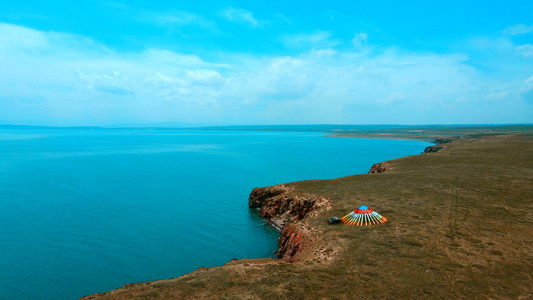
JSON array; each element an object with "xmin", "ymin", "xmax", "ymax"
[
  {"xmin": 249, "ymin": 184, "xmax": 332, "ymax": 262},
  {"xmin": 249, "ymin": 185, "xmax": 294, "ymax": 210},
  {"xmin": 423, "ymin": 145, "xmax": 445, "ymax": 153},
  {"xmin": 368, "ymin": 161, "xmax": 394, "ymax": 174},
  {"xmin": 277, "ymin": 224, "xmax": 304, "ymax": 262},
  {"xmin": 249, "ymin": 185, "xmax": 331, "ymax": 222}
]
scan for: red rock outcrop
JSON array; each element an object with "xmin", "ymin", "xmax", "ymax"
[
  {"xmin": 249, "ymin": 185, "xmax": 331, "ymax": 222},
  {"xmin": 368, "ymin": 161, "xmax": 394, "ymax": 174},
  {"xmin": 277, "ymin": 224, "xmax": 304, "ymax": 262},
  {"xmin": 249, "ymin": 185, "xmax": 293, "ymax": 209},
  {"xmin": 249, "ymin": 184, "xmax": 331, "ymax": 261}
]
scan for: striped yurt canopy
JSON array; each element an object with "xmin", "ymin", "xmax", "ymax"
[{"xmin": 341, "ymin": 205, "xmax": 387, "ymax": 226}]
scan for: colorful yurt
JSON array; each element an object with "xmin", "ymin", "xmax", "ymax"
[{"xmin": 341, "ymin": 205, "xmax": 387, "ymax": 226}]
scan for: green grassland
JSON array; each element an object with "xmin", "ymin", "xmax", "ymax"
[{"xmin": 83, "ymin": 126, "xmax": 533, "ymax": 299}]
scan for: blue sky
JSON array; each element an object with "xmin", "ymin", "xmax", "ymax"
[{"xmin": 1, "ymin": 0, "xmax": 532, "ymax": 126}]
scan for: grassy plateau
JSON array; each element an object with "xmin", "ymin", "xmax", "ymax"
[{"xmin": 83, "ymin": 125, "xmax": 533, "ymax": 299}]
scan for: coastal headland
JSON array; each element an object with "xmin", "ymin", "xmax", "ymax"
[{"xmin": 83, "ymin": 125, "xmax": 533, "ymax": 299}]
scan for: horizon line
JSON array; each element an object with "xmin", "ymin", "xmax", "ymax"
[{"xmin": 1, "ymin": 123, "xmax": 532, "ymax": 130}]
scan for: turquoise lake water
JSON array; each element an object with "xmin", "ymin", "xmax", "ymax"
[{"xmin": 0, "ymin": 129, "xmax": 430, "ymax": 299}]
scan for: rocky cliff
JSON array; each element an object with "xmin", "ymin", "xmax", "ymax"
[
  {"xmin": 423, "ymin": 145, "xmax": 445, "ymax": 153},
  {"xmin": 80, "ymin": 133, "xmax": 533, "ymax": 300},
  {"xmin": 249, "ymin": 185, "xmax": 331, "ymax": 222},
  {"xmin": 277, "ymin": 224, "xmax": 305, "ymax": 262},
  {"xmin": 249, "ymin": 184, "xmax": 332, "ymax": 262},
  {"xmin": 368, "ymin": 161, "xmax": 394, "ymax": 173}
]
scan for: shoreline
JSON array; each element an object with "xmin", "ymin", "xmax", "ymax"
[
  {"xmin": 83, "ymin": 131, "xmax": 444, "ymax": 298},
  {"xmin": 323, "ymin": 132, "xmax": 436, "ymax": 142},
  {"xmin": 83, "ymin": 129, "xmax": 533, "ymax": 299},
  {"xmin": 265, "ymin": 218, "xmax": 284, "ymax": 231}
]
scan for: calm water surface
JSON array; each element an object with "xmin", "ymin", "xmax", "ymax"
[{"xmin": 0, "ymin": 129, "xmax": 430, "ymax": 299}]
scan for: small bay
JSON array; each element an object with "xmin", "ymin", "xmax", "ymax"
[{"xmin": 0, "ymin": 129, "xmax": 430, "ymax": 299}]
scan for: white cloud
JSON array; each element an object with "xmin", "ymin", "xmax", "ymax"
[
  {"xmin": 521, "ymin": 76, "xmax": 533, "ymax": 103},
  {"xmin": 469, "ymin": 37, "xmax": 514, "ymax": 52},
  {"xmin": 485, "ymin": 91, "xmax": 508, "ymax": 100},
  {"xmin": 0, "ymin": 23, "xmax": 531, "ymax": 126},
  {"xmin": 311, "ymin": 48, "xmax": 337, "ymax": 57},
  {"xmin": 104, "ymin": 3, "xmax": 216, "ymax": 30},
  {"xmin": 274, "ymin": 13, "xmax": 291, "ymax": 25},
  {"xmin": 516, "ymin": 44, "xmax": 533, "ymax": 58},
  {"xmin": 380, "ymin": 92, "xmax": 405, "ymax": 104},
  {"xmin": 0, "ymin": 23, "xmax": 48, "ymax": 48},
  {"xmin": 502, "ymin": 24, "xmax": 533, "ymax": 36},
  {"xmin": 219, "ymin": 7, "xmax": 261, "ymax": 28},
  {"xmin": 351, "ymin": 32, "xmax": 368, "ymax": 49},
  {"xmin": 282, "ymin": 31, "xmax": 340, "ymax": 49},
  {"xmin": 139, "ymin": 10, "xmax": 215, "ymax": 29}
]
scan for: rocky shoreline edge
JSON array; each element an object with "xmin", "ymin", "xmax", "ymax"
[
  {"xmin": 248, "ymin": 184, "xmax": 333, "ymax": 262},
  {"xmin": 81, "ymin": 131, "xmax": 533, "ymax": 299},
  {"xmin": 248, "ymin": 135, "xmax": 446, "ymax": 262},
  {"xmin": 247, "ymin": 136, "xmax": 443, "ymax": 263},
  {"xmin": 82, "ymin": 135, "xmax": 456, "ymax": 299}
]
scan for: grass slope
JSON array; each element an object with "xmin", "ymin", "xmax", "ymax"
[{"xmin": 83, "ymin": 131, "xmax": 533, "ymax": 299}]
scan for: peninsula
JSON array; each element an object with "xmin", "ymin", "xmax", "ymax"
[{"xmin": 83, "ymin": 125, "xmax": 533, "ymax": 299}]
